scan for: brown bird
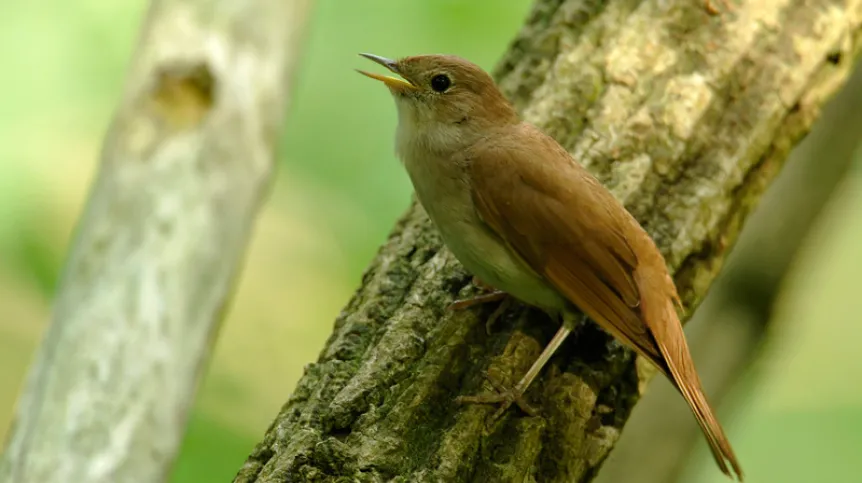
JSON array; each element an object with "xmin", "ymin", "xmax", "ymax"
[{"xmin": 357, "ymin": 53, "xmax": 743, "ymax": 480}]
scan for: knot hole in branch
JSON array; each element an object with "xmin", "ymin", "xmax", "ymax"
[{"xmin": 149, "ymin": 61, "xmax": 216, "ymax": 131}]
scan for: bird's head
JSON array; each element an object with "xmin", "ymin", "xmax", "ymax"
[{"xmin": 357, "ymin": 53, "xmax": 518, "ymax": 154}]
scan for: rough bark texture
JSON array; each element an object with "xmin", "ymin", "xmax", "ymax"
[
  {"xmin": 596, "ymin": 60, "xmax": 862, "ymax": 483},
  {"xmin": 0, "ymin": 1, "xmax": 311, "ymax": 482},
  {"xmin": 236, "ymin": 0, "xmax": 862, "ymax": 482}
]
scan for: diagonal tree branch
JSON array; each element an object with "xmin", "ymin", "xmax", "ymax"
[
  {"xmin": 596, "ymin": 60, "xmax": 862, "ymax": 483},
  {"xmin": 0, "ymin": 1, "xmax": 311, "ymax": 482},
  {"xmin": 236, "ymin": 0, "xmax": 862, "ymax": 481}
]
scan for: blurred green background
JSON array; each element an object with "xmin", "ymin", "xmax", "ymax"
[{"xmin": 1, "ymin": 1, "xmax": 860, "ymax": 482}]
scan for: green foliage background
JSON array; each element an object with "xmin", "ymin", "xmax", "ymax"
[{"xmin": 1, "ymin": 1, "xmax": 860, "ymax": 482}]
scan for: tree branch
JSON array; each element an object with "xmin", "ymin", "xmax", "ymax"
[
  {"xmin": 0, "ymin": 1, "xmax": 311, "ymax": 482},
  {"xmin": 595, "ymin": 60, "xmax": 862, "ymax": 483},
  {"xmin": 236, "ymin": 0, "xmax": 862, "ymax": 481}
]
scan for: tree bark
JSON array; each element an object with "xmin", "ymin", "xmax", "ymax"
[
  {"xmin": 0, "ymin": 1, "xmax": 311, "ymax": 482},
  {"xmin": 235, "ymin": 0, "xmax": 862, "ymax": 482},
  {"xmin": 596, "ymin": 60, "xmax": 862, "ymax": 483}
]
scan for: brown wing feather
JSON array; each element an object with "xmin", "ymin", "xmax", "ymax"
[
  {"xmin": 467, "ymin": 125, "xmax": 661, "ymax": 364},
  {"xmin": 467, "ymin": 124, "xmax": 743, "ymax": 480}
]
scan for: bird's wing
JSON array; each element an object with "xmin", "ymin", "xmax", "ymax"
[
  {"xmin": 468, "ymin": 125, "xmax": 744, "ymax": 479},
  {"xmin": 467, "ymin": 125, "xmax": 662, "ymax": 363}
]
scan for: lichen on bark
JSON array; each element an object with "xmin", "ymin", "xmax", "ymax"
[{"xmin": 235, "ymin": 0, "xmax": 862, "ymax": 481}]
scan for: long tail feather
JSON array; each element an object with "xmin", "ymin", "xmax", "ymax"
[{"xmin": 634, "ymin": 262, "xmax": 744, "ymax": 481}]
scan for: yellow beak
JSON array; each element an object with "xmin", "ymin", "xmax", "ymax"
[{"xmin": 356, "ymin": 53, "xmax": 416, "ymax": 90}]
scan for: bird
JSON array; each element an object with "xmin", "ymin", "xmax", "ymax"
[{"xmin": 357, "ymin": 52, "xmax": 743, "ymax": 480}]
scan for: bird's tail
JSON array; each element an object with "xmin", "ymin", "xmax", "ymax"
[{"xmin": 634, "ymin": 262, "xmax": 744, "ymax": 481}]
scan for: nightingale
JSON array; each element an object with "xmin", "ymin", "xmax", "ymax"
[{"xmin": 357, "ymin": 53, "xmax": 743, "ymax": 480}]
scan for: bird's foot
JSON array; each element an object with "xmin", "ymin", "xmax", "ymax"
[
  {"xmin": 455, "ymin": 377, "xmax": 537, "ymax": 421},
  {"xmin": 483, "ymin": 297, "xmax": 512, "ymax": 334},
  {"xmin": 447, "ymin": 277, "xmax": 512, "ymax": 333},
  {"xmin": 447, "ymin": 290, "xmax": 507, "ymax": 312}
]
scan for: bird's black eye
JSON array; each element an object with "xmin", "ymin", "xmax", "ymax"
[{"xmin": 430, "ymin": 74, "xmax": 451, "ymax": 92}]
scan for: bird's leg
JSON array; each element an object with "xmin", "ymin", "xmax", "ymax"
[
  {"xmin": 456, "ymin": 313, "xmax": 579, "ymax": 419},
  {"xmin": 448, "ymin": 291, "xmax": 507, "ymax": 311},
  {"xmin": 482, "ymin": 297, "xmax": 512, "ymax": 334},
  {"xmin": 447, "ymin": 276, "xmax": 511, "ymax": 333}
]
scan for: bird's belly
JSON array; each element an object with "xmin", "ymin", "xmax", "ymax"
[
  {"xmin": 399, "ymin": 146, "xmax": 565, "ymax": 312},
  {"xmin": 431, "ymin": 209, "xmax": 566, "ymax": 312}
]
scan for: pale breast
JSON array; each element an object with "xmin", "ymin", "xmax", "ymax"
[{"xmin": 399, "ymin": 147, "xmax": 567, "ymax": 312}]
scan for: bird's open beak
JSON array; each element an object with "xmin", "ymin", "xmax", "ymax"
[{"xmin": 356, "ymin": 53, "xmax": 416, "ymax": 90}]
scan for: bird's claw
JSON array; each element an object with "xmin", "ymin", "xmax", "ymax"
[
  {"xmin": 484, "ymin": 297, "xmax": 512, "ymax": 334},
  {"xmin": 447, "ymin": 291, "xmax": 507, "ymax": 312},
  {"xmin": 447, "ymin": 278, "xmax": 512, "ymax": 334},
  {"xmin": 447, "ymin": 292, "xmax": 511, "ymax": 334},
  {"xmin": 456, "ymin": 377, "xmax": 538, "ymax": 420}
]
